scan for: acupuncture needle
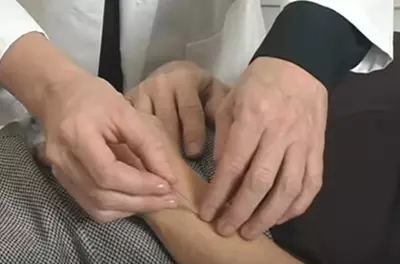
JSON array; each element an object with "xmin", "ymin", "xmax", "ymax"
[{"xmin": 172, "ymin": 186, "xmax": 199, "ymax": 215}]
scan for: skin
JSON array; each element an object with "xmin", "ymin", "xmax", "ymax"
[
  {"xmin": 125, "ymin": 61, "xmax": 229, "ymax": 154},
  {"xmin": 112, "ymin": 115, "xmax": 302, "ymax": 264},
  {"xmin": 1, "ymin": 31, "xmax": 328, "ymax": 236},
  {"xmin": 0, "ymin": 33, "xmax": 178, "ymax": 222},
  {"xmin": 128, "ymin": 58, "xmax": 328, "ymax": 240},
  {"xmin": 201, "ymin": 58, "xmax": 327, "ymax": 240}
]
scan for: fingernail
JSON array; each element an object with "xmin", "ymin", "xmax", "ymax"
[
  {"xmin": 200, "ymin": 205, "xmax": 216, "ymax": 222},
  {"xmin": 240, "ymin": 226, "xmax": 256, "ymax": 240},
  {"xmin": 164, "ymin": 196, "xmax": 178, "ymax": 208},
  {"xmin": 155, "ymin": 183, "xmax": 170, "ymax": 194},
  {"xmin": 217, "ymin": 220, "xmax": 236, "ymax": 237}
]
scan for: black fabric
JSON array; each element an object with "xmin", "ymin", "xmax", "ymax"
[
  {"xmin": 98, "ymin": 0, "xmax": 124, "ymax": 93},
  {"xmin": 270, "ymin": 33, "xmax": 400, "ymax": 264},
  {"xmin": 253, "ymin": 1, "xmax": 372, "ymax": 90}
]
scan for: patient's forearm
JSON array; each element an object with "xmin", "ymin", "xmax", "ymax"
[{"xmin": 142, "ymin": 154, "xmax": 301, "ymax": 264}]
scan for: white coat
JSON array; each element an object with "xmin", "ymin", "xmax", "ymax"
[{"xmin": 0, "ymin": 0, "xmax": 394, "ymax": 91}]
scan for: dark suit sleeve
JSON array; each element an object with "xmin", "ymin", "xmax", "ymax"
[{"xmin": 252, "ymin": 1, "xmax": 372, "ymax": 90}]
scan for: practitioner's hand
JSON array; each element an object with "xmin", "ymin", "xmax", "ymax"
[
  {"xmin": 125, "ymin": 61, "xmax": 229, "ymax": 158},
  {"xmin": 200, "ymin": 58, "xmax": 327, "ymax": 240},
  {"xmin": 41, "ymin": 73, "xmax": 178, "ymax": 223}
]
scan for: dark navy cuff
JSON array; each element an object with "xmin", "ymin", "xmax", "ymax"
[{"xmin": 252, "ymin": 1, "xmax": 372, "ymax": 90}]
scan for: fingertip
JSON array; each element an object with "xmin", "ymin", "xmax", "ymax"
[
  {"xmin": 240, "ymin": 225, "xmax": 258, "ymax": 241},
  {"xmin": 162, "ymin": 194, "xmax": 179, "ymax": 209},
  {"xmin": 216, "ymin": 221, "xmax": 236, "ymax": 237},
  {"xmin": 154, "ymin": 181, "xmax": 172, "ymax": 195},
  {"xmin": 185, "ymin": 142, "xmax": 204, "ymax": 159},
  {"xmin": 199, "ymin": 202, "xmax": 217, "ymax": 222},
  {"xmin": 141, "ymin": 194, "xmax": 179, "ymax": 214}
]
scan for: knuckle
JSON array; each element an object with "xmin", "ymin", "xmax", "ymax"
[
  {"xmin": 248, "ymin": 167, "xmax": 275, "ymax": 192},
  {"xmin": 88, "ymin": 190, "xmax": 110, "ymax": 210},
  {"xmin": 281, "ymin": 178, "xmax": 302, "ymax": 198},
  {"xmin": 153, "ymin": 73, "xmax": 169, "ymax": 89},
  {"xmin": 94, "ymin": 173, "xmax": 113, "ymax": 189},
  {"xmin": 248, "ymin": 99, "xmax": 269, "ymax": 116},
  {"xmin": 307, "ymin": 176, "xmax": 323, "ymax": 193},
  {"xmin": 291, "ymin": 205, "xmax": 307, "ymax": 217},
  {"xmin": 182, "ymin": 103, "xmax": 203, "ymax": 116},
  {"xmin": 225, "ymin": 157, "xmax": 247, "ymax": 177},
  {"xmin": 176, "ymin": 62, "xmax": 201, "ymax": 77},
  {"xmin": 135, "ymin": 81, "xmax": 149, "ymax": 94}
]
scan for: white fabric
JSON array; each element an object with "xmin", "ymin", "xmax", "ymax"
[
  {"xmin": 0, "ymin": 0, "xmax": 394, "ymax": 88},
  {"xmin": 0, "ymin": 0, "xmax": 45, "ymax": 58}
]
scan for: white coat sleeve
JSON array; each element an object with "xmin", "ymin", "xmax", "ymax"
[
  {"xmin": 283, "ymin": 0, "xmax": 394, "ymax": 73},
  {"xmin": 0, "ymin": 0, "xmax": 46, "ymax": 61}
]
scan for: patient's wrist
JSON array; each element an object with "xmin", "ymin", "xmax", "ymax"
[{"xmin": 142, "ymin": 159, "xmax": 207, "ymax": 223}]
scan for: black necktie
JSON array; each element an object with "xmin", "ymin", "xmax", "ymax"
[{"xmin": 98, "ymin": 0, "xmax": 124, "ymax": 93}]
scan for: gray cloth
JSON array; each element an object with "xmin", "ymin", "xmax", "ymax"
[
  {"xmin": 0, "ymin": 88, "xmax": 29, "ymax": 128},
  {"xmin": 0, "ymin": 121, "xmax": 224, "ymax": 264}
]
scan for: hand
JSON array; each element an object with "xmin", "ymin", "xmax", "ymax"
[
  {"xmin": 125, "ymin": 61, "xmax": 229, "ymax": 158},
  {"xmin": 41, "ymin": 73, "xmax": 178, "ymax": 223},
  {"xmin": 200, "ymin": 58, "xmax": 327, "ymax": 239}
]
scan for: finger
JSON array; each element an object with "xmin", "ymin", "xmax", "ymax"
[
  {"xmin": 109, "ymin": 143, "xmax": 145, "ymax": 170},
  {"xmin": 53, "ymin": 154, "xmax": 176, "ymax": 217},
  {"xmin": 203, "ymin": 79, "xmax": 230, "ymax": 123},
  {"xmin": 50, "ymin": 163, "xmax": 128, "ymax": 223},
  {"xmin": 87, "ymin": 194, "xmax": 177, "ymax": 222},
  {"xmin": 277, "ymin": 143, "xmax": 323, "ymax": 224},
  {"xmin": 200, "ymin": 118, "xmax": 263, "ymax": 222},
  {"xmin": 175, "ymin": 85, "xmax": 206, "ymax": 158},
  {"xmin": 74, "ymin": 148, "xmax": 173, "ymax": 196},
  {"xmin": 86, "ymin": 189, "xmax": 178, "ymax": 213},
  {"xmin": 52, "ymin": 166, "xmax": 132, "ymax": 223},
  {"xmin": 94, "ymin": 160, "xmax": 174, "ymax": 196},
  {"xmin": 215, "ymin": 131, "xmax": 287, "ymax": 237},
  {"xmin": 130, "ymin": 91, "xmax": 153, "ymax": 115},
  {"xmin": 72, "ymin": 131, "xmax": 172, "ymax": 196},
  {"xmin": 117, "ymin": 107, "xmax": 176, "ymax": 183},
  {"xmin": 213, "ymin": 94, "xmax": 233, "ymax": 162},
  {"xmin": 153, "ymin": 87, "xmax": 180, "ymax": 149},
  {"xmin": 240, "ymin": 142, "xmax": 306, "ymax": 240}
]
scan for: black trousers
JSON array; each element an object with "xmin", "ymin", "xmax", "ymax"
[{"xmin": 271, "ymin": 43, "xmax": 400, "ymax": 264}]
